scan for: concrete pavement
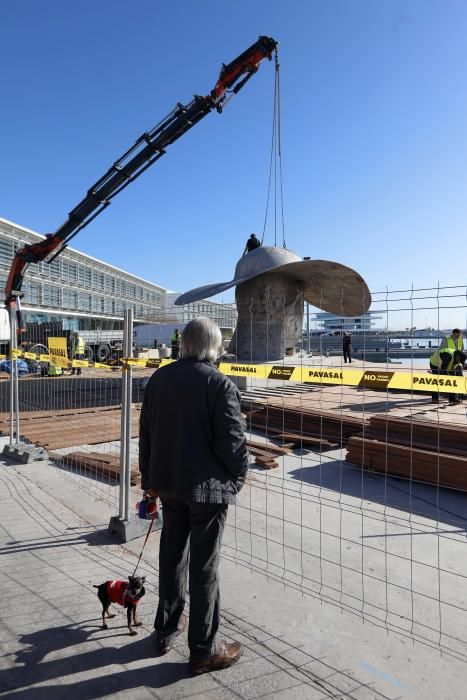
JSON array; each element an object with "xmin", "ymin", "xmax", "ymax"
[{"xmin": 1, "ymin": 452, "xmax": 467, "ymax": 699}]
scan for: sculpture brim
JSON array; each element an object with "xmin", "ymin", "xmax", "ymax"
[{"xmin": 175, "ymin": 259, "xmax": 371, "ymax": 316}]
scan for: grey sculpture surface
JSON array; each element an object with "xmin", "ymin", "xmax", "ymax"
[
  {"xmin": 228, "ymin": 273, "xmax": 304, "ymax": 361},
  {"xmin": 176, "ymin": 246, "xmax": 371, "ymax": 362}
]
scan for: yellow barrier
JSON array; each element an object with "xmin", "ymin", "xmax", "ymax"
[
  {"xmin": 3, "ymin": 351, "xmax": 465, "ymax": 394},
  {"xmin": 124, "ymin": 357, "xmax": 467, "ymax": 395},
  {"xmin": 9, "ymin": 348, "xmax": 115, "ymax": 370}
]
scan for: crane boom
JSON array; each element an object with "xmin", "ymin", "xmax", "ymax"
[{"xmin": 5, "ymin": 35, "xmax": 277, "ymax": 327}]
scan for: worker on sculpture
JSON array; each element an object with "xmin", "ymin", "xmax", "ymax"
[{"xmin": 243, "ymin": 233, "xmax": 262, "ymax": 255}]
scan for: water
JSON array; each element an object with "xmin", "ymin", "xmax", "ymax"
[{"xmin": 391, "ymin": 357, "xmax": 430, "ymax": 369}]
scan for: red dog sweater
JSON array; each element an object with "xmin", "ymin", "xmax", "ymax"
[{"xmin": 106, "ymin": 580, "xmax": 141, "ymax": 607}]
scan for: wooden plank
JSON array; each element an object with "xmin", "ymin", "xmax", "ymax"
[
  {"xmin": 248, "ymin": 445, "xmax": 277, "ymax": 459},
  {"xmin": 242, "ymin": 400, "xmax": 368, "ymax": 427},
  {"xmin": 247, "ymin": 438, "xmax": 292, "ymax": 455},
  {"xmin": 370, "ymin": 413, "xmax": 467, "ymax": 437},
  {"xmin": 346, "ymin": 437, "xmax": 467, "ymax": 492},
  {"xmin": 50, "ymin": 451, "xmax": 140, "ymax": 485},
  {"xmin": 275, "ymin": 432, "xmax": 339, "ymax": 449},
  {"xmin": 5, "ymin": 408, "xmax": 140, "ymax": 449},
  {"xmin": 367, "ymin": 414, "xmax": 467, "ymax": 455},
  {"xmin": 246, "ymin": 414, "xmax": 353, "ymax": 445},
  {"xmin": 254, "ymin": 456, "xmax": 279, "ymax": 469},
  {"xmin": 0, "ymin": 404, "xmax": 141, "ymax": 428},
  {"xmin": 271, "ymin": 441, "xmax": 296, "ymax": 450}
]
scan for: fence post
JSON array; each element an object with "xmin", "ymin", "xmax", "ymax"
[
  {"xmin": 8, "ymin": 306, "xmax": 16, "ymax": 446},
  {"xmin": 118, "ymin": 311, "xmax": 129, "ymax": 521},
  {"xmin": 14, "ymin": 354, "xmax": 20, "ymax": 445},
  {"xmin": 123, "ymin": 307, "xmax": 133, "ymax": 522},
  {"xmin": 3, "ymin": 307, "xmax": 46, "ymax": 462},
  {"xmin": 109, "ymin": 308, "xmax": 151, "ymax": 542}
]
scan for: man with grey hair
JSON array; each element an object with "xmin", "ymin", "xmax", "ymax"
[{"xmin": 139, "ymin": 317, "xmax": 249, "ymax": 674}]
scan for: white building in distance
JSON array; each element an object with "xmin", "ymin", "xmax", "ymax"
[{"xmin": 0, "ymin": 217, "xmax": 237, "ymax": 358}]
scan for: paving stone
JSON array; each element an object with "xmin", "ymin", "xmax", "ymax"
[{"xmin": 1, "ymin": 446, "xmax": 467, "ymax": 699}]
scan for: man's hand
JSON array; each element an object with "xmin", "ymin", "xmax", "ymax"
[{"xmin": 144, "ymin": 489, "xmax": 159, "ymax": 499}]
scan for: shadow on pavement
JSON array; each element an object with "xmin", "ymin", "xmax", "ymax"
[
  {"xmin": 0, "ymin": 528, "xmax": 124, "ymax": 556},
  {"xmin": 2, "ymin": 615, "xmax": 394, "ymax": 700},
  {"xmin": 288, "ymin": 459, "xmax": 467, "ymax": 529},
  {"xmin": 2, "ymin": 624, "xmax": 187, "ymax": 699},
  {"xmin": 339, "ymin": 396, "xmax": 434, "ymax": 413}
]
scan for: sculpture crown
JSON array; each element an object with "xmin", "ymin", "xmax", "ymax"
[{"xmin": 234, "ymin": 246, "xmax": 302, "ymax": 280}]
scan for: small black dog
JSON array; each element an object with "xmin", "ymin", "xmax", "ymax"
[{"xmin": 93, "ymin": 576, "xmax": 146, "ymax": 635}]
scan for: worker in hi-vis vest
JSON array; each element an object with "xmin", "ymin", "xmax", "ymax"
[
  {"xmin": 171, "ymin": 328, "xmax": 181, "ymax": 360},
  {"xmin": 429, "ymin": 347, "xmax": 465, "ymax": 405},
  {"xmin": 438, "ymin": 328, "xmax": 465, "ymax": 402},
  {"xmin": 439, "ymin": 328, "xmax": 464, "ymax": 353},
  {"xmin": 71, "ymin": 331, "xmax": 85, "ymax": 376}
]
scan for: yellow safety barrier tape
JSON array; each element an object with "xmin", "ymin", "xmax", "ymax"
[
  {"xmin": 123, "ymin": 358, "xmax": 467, "ymax": 395},
  {"xmin": 125, "ymin": 358, "xmax": 174, "ymax": 369},
  {"xmin": 4, "ymin": 350, "xmax": 465, "ymax": 394},
  {"xmin": 9, "ymin": 348, "xmax": 116, "ymax": 371}
]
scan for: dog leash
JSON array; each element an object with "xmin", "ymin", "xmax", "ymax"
[{"xmin": 132, "ymin": 506, "xmax": 158, "ymax": 577}]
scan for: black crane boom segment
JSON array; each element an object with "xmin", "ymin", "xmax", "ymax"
[{"xmin": 4, "ymin": 35, "xmax": 277, "ymax": 324}]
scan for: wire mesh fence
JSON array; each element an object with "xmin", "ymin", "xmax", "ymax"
[
  {"xmin": 223, "ymin": 282, "xmax": 467, "ymax": 661},
  {"xmin": 1, "ymin": 282, "xmax": 466, "ymax": 660},
  {"xmin": 1, "ymin": 321, "xmax": 128, "ymax": 509}
]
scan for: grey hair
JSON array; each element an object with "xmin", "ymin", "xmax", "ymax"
[{"xmin": 181, "ymin": 317, "xmax": 222, "ymax": 362}]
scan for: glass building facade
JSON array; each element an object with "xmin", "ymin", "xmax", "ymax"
[
  {"xmin": 0, "ymin": 217, "xmax": 168, "ymax": 332},
  {"xmin": 0, "ymin": 218, "xmax": 237, "ymax": 335},
  {"xmin": 165, "ymin": 293, "xmax": 237, "ymax": 332},
  {"xmin": 311, "ymin": 311, "xmax": 380, "ymax": 333}
]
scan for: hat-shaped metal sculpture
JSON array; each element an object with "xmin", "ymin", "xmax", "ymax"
[{"xmin": 176, "ymin": 246, "xmax": 371, "ymax": 361}]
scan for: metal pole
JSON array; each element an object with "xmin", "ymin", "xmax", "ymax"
[
  {"xmin": 118, "ymin": 311, "xmax": 129, "ymax": 520},
  {"xmin": 8, "ymin": 307, "xmax": 16, "ymax": 446},
  {"xmin": 124, "ymin": 308, "xmax": 133, "ymax": 522},
  {"xmin": 14, "ymin": 355, "xmax": 20, "ymax": 444},
  {"xmin": 306, "ymin": 302, "xmax": 310, "ymax": 352}
]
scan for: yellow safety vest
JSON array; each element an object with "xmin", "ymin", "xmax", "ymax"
[
  {"xmin": 445, "ymin": 336, "xmax": 464, "ymax": 352},
  {"xmin": 73, "ymin": 336, "xmax": 85, "ymax": 355},
  {"xmin": 430, "ymin": 348, "xmax": 459, "ymax": 371}
]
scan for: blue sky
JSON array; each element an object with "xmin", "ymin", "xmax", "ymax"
[{"xmin": 1, "ymin": 1, "xmax": 466, "ymax": 327}]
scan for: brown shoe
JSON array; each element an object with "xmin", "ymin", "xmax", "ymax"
[
  {"xmin": 189, "ymin": 640, "xmax": 243, "ymax": 675},
  {"xmin": 155, "ymin": 613, "xmax": 188, "ymax": 655}
]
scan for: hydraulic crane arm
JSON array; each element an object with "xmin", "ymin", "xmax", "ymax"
[{"xmin": 5, "ymin": 35, "xmax": 277, "ymax": 322}]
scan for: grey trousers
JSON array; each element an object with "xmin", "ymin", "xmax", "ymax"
[
  {"xmin": 155, "ymin": 496, "xmax": 228, "ymax": 660},
  {"xmin": 430, "ymin": 364, "xmax": 461, "ymax": 402}
]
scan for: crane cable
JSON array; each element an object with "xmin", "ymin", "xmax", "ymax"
[{"xmin": 261, "ymin": 49, "xmax": 287, "ymax": 249}]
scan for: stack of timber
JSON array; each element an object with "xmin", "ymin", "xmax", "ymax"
[
  {"xmin": 50, "ymin": 451, "xmax": 140, "ymax": 485},
  {"xmin": 346, "ymin": 415, "xmax": 467, "ymax": 491},
  {"xmin": 243, "ymin": 399, "xmax": 368, "ymax": 449},
  {"xmin": 247, "ymin": 437, "xmax": 292, "ymax": 469},
  {"xmin": 0, "ymin": 406, "xmax": 141, "ymax": 450}
]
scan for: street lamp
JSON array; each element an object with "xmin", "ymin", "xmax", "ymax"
[{"xmin": 304, "ymin": 257, "xmax": 311, "ymax": 352}]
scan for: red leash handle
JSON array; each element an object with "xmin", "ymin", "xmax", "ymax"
[{"xmin": 132, "ymin": 506, "xmax": 158, "ymax": 577}]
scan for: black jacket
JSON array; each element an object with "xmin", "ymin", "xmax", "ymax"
[{"xmin": 139, "ymin": 359, "xmax": 249, "ymax": 504}]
